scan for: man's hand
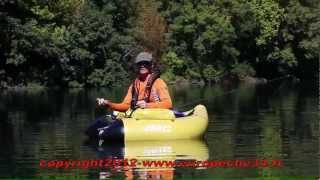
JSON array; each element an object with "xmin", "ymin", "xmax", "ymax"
[
  {"xmin": 136, "ymin": 100, "xmax": 147, "ymax": 108},
  {"xmin": 96, "ymin": 98, "xmax": 109, "ymax": 106}
]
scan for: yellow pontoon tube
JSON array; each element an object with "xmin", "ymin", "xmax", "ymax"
[
  {"xmin": 122, "ymin": 104, "xmax": 208, "ymax": 141},
  {"xmin": 86, "ymin": 104, "xmax": 208, "ymax": 141}
]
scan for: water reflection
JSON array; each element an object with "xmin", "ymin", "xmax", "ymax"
[{"xmin": 86, "ymin": 140, "xmax": 208, "ymax": 179}]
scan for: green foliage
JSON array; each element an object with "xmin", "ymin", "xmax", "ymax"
[
  {"xmin": 161, "ymin": 69, "xmax": 177, "ymax": 83},
  {"xmin": 186, "ymin": 68, "xmax": 202, "ymax": 80},
  {"xmin": 203, "ymin": 65, "xmax": 221, "ymax": 82},
  {"xmin": 26, "ymin": 82, "xmax": 46, "ymax": 90},
  {"xmin": 165, "ymin": 1, "xmax": 238, "ymax": 64},
  {"xmin": 0, "ymin": 0, "xmax": 133, "ymax": 87},
  {"xmin": 231, "ymin": 63, "xmax": 256, "ymax": 80},
  {"xmin": 249, "ymin": 0, "xmax": 284, "ymax": 46},
  {"xmin": 159, "ymin": 0, "xmax": 240, "ymax": 84},
  {"xmin": 87, "ymin": 61, "xmax": 129, "ymax": 87},
  {"xmin": 267, "ymin": 0, "xmax": 320, "ymax": 77},
  {"xmin": 162, "ymin": 51, "xmax": 186, "ymax": 76},
  {"xmin": 268, "ymin": 47, "xmax": 297, "ymax": 67},
  {"xmin": 0, "ymin": 0, "xmax": 318, "ymax": 88}
]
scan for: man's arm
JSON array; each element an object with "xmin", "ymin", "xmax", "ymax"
[{"xmin": 108, "ymin": 85, "xmax": 132, "ymax": 112}]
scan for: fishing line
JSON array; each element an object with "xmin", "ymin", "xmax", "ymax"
[
  {"xmin": 175, "ymin": 75, "xmax": 293, "ymax": 110},
  {"xmin": 267, "ymin": 75, "xmax": 294, "ymax": 97}
]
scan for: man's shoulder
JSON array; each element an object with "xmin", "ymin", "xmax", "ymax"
[{"xmin": 154, "ymin": 78, "xmax": 168, "ymax": 87}]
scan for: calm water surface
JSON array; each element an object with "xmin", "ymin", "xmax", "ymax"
[{"xmin": 0, "ymin": 79, "xmax": 318, "ymax": 179}]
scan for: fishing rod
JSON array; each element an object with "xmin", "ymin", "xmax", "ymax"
[{"xmin": 175, "ymin": 74, "xmax": 293, "ymax": 110}]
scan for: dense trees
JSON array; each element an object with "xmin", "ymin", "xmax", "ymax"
[
  {"xmin": 0, "ymin": 0, "xmax": 318, "ymax": 88},
  {"xmin": 0, "ymin": 0, "xmax": 134, "ymax": 87},
  {"xmin": 160, "ymin": 0, "xmax": 319, "ymax": 82}
]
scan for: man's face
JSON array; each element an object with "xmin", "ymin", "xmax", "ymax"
[{"xmin": 136, "ymin": 61, "xmax": 151, "ymax": 75}]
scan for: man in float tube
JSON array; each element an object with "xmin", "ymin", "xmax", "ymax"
[{"xmin": 96, "ymin": 51, "xmax": 173, "ymax": 111}]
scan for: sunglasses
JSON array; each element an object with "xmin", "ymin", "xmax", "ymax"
[{"xmin": 136, "ymin": 61, "xmax": 151, "ymax": 67}]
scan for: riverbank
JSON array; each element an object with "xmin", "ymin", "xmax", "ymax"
[
  {"xmin": 165, "ymin": 75, "xmax": 269, "ymax": 86},
  {"xmin": 0, "ymin": 73, "xmax": 312, "ymax": 91}
]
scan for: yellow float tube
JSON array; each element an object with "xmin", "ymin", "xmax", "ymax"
[{"xmin": 119, "ymin": 104, "xmax": 208, "ymax": 141}]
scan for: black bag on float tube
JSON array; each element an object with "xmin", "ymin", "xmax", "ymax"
[
  {"xmin": 85, "ymin": 115, "xmax": 124, "ymax": 142},
  {"xmin": 130, "ymin": 70, "xmax": 161, "ymax": 110},
  {"xmin": 85, "ymin": 115, "xmax": 113, "ymax": 138}
]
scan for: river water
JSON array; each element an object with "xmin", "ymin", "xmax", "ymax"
[{"xmin": 0, "ymin": 78, "xmax": 318, "ymax": 179}]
